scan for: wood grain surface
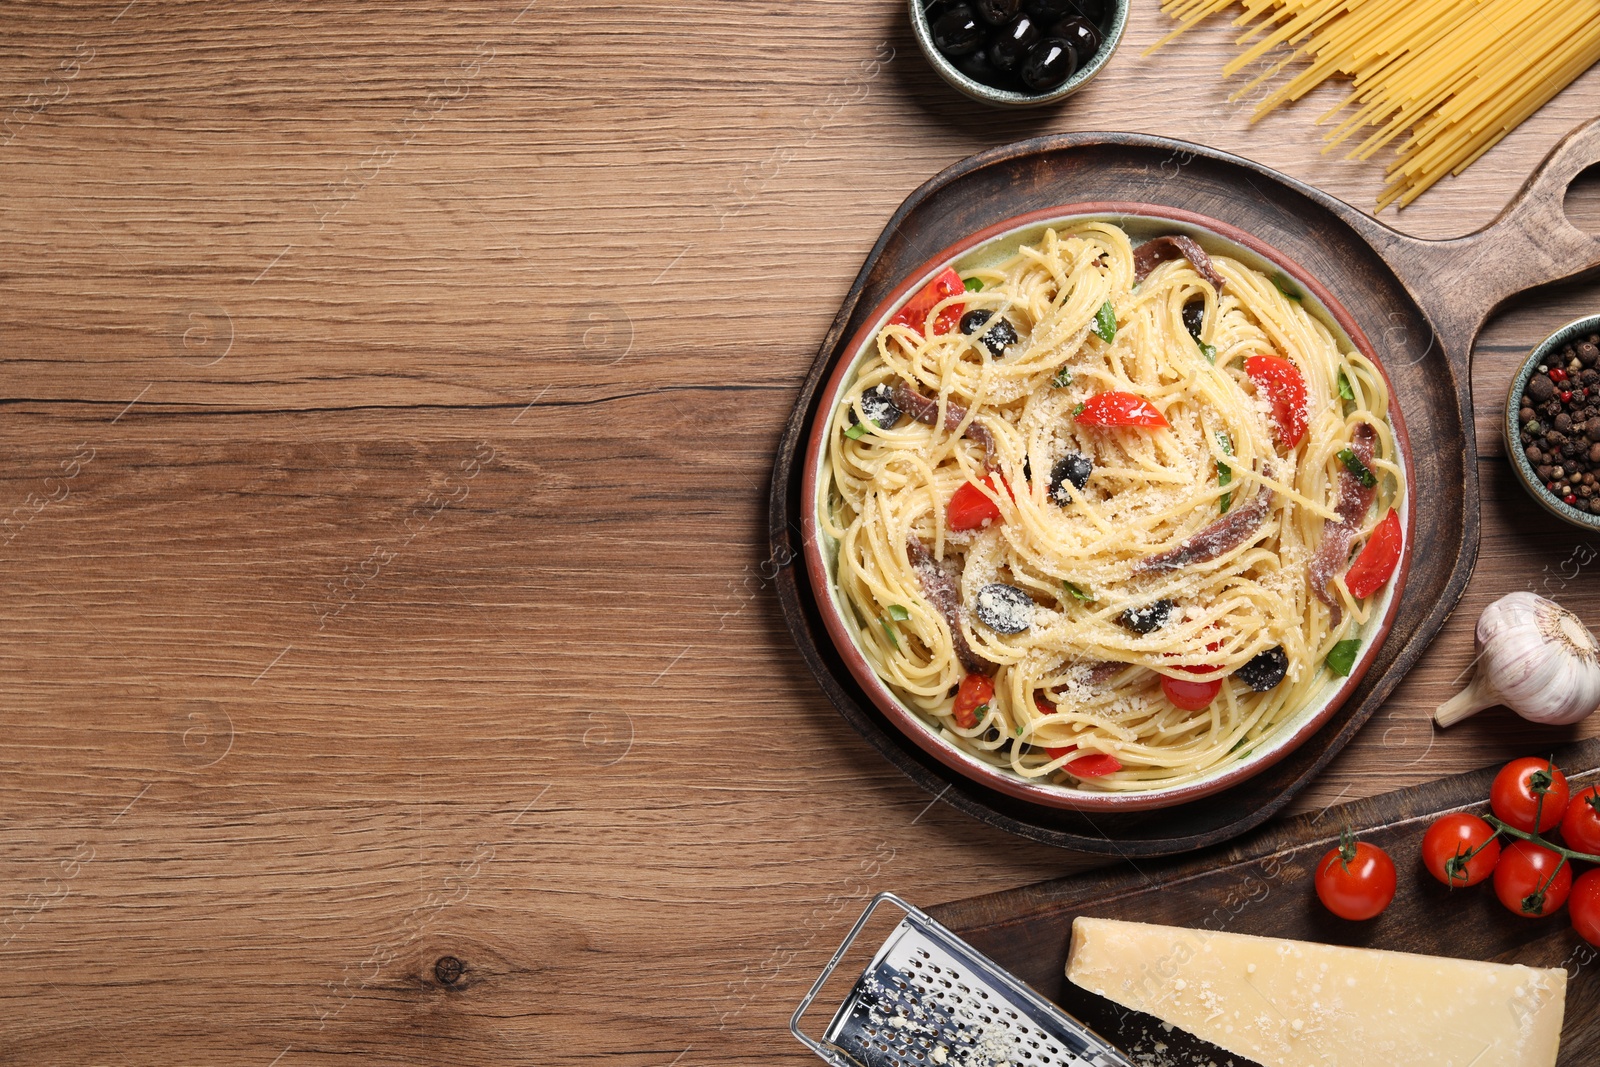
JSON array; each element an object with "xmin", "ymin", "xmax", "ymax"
[{"xmin": 1, "ymin": 1, "xmax": 1599, "ymax": 1063}]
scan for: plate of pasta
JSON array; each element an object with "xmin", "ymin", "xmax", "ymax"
[{"xmin": 801, "ymin": 205, "xmax": 1412, "ymax": 811}]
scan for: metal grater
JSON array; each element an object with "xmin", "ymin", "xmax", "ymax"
[{"xmin": 792, "ymin": 893, "xmax": 1134, "ymax": 1067}]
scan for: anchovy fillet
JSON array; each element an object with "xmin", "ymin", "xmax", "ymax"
[
  {"xmin": 1132, "ymin": 474, "xmax": 1275, "ymax": 574},
  {"xmin": 892, "ymin": 381, "xmax": 999, "ymax": 471},
  {"xmin": 1133, "ymin": 235, "xmax": 1226, "ymax": 292},
  {"xmin": 907, "ymin": 535, "xmax": 992, "ymax": 676},
  {"xmin": 1309, "ymin": 423, "xmax": 1378, "ymax": 625}
]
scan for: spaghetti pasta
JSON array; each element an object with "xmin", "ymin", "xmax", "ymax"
[
  {"xmin": 818, "ymin": 222, "xmax": 1405, "ymax": 792},
  {"xmin": 1154, "ymin": 0, "xmax": 1600, "ymax": 210}
]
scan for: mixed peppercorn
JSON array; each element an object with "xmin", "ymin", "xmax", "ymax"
[{"xmin": 1517, "ymin": 330, "xmax": 1600, "ymax": 514}]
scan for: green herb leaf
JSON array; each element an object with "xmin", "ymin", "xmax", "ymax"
[
  {"xmin": 880, "ymin": 617, "xmax": 899, "ymax": 650},
  {"xmin": 1326, "ymin": 638, "xmax": 1361, "ymax": 676},
  {"xmin": 963, "ymin": 277, "xmax": 984, "ymax": 292},
  {"xmin": 1273, "ymin": 272, "xmax": 1303, "ymax": 302},
  {"xmin": 1197, "ymin": 339, "xmax": 1217, "ymax": 364},
  {"xmin": 1216, "ymin": 431, "xmax": 1234, "ymax": 456},
  {"xmin": 973, "ymin": 702, "xmax": 990, "ymax": 717},
  {"xmin": 1072, "ymin": 401, "xmax": 1086, "ymax": 418},
  {"xmin": 1052, "ymin": 366, "xmax": 1073, "ymax": 388},
  {"xmin": 1338, "ymin": 369, "xmax": 1355, "ymax": 401},
  {"xmin": 1218, "ymin": 461, "xmax": 1233, "ymax": 514},
  {"xmin": 887, "ymin": 604, "xmax": 910, "ymax": 621},
  {"xmin": 1015, "ymin": 725, "xmax": 1025, "ymax": 737},
  {"xmin": 1094, "ymin": 300, "xmax": 1117, "ymax": 344},
  {"xmin": 844, "ymin": 423, "xmax": 870, "ymax": 440},
  {"xmin": 1337, "ymin": 448, "xmax": 1378, "ymax": 488},
  {"xmin": 1062, "ymin": 581, "xmax": 1095, "ymax": 602}
]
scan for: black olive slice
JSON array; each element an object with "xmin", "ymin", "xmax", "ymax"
[
  {"xmin": 1048, "ymin": 453, "xmax": 1093, "ymax": 504},
  {"xmin": 975, "ymin": 583, "xmax": 1034, "ymax": 634},
  {"xmin": 1119, "ymin": 599, "xmax": 1175, "ymax": 634},
  {"xmin": 1236, "ymin": 646, "xmax": 1289, "ymax": 691}
]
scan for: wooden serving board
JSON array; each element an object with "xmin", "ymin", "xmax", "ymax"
[
  {"xmin": 770, "ymin": 120, "xmax": 1600, "ymax": 855},
  {"xmin": 929, "ymin": 738, "xmax": 1600, "ymax": 1065}
]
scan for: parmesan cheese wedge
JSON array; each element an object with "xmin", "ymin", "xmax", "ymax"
[{"xmin": 1065, "ymin": 917, "xmax": 1566, "ymax": 1067}]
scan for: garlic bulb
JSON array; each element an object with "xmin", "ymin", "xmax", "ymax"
[{"xmin": 1435, "ymin": 592, "xmax": 1600, "ymax": 727}]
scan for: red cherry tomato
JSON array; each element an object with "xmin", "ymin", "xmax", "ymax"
[
  {"xmin": 1060, "ymin": 752, "xmax": 1122, "ymax": 778},
  {"xmin": 1420, "ymin": 812, "xmax": 1501, "ymax": 888},
  {"xmin": 952, "ymin": 674, "xmax": 994, "ymax": 730},
  {"xmin": 1561, "ymin": 785, "xmax": 1600, "ymax": 857},
  {"xmin": 1244, "ymin": 354, "xmax": 1308, "ymax": 449},
  {"xmin": 1494, "ymin": 839, "xmax": 1572, "ymax": 918},
  {"xmin": 1344, "ymin": 508, "xmax": 1402, "ymax": 599},
  {"xmin": 947, "ymin": 475, "xmax": 1007, "ymax": 531},
  {"xmin": 1490, "ymin": 758, "xmax": 1570, "ymax": 834},
  {"xmin": 1161, "ymin": 673, "xmax": 1222, "ymax": 711},
  {"xmin": 1314, "ymin": 834, "xmax": 1397, "ymax": 920},
  {"xmin": 1571, "ymin": 869, "xmax": 1600, "ymax": 948},
  {"xmin": 889, "ymin": 267, "xmax": 965, "ymax": 338},
  {"xmin": 1074, "ymin": 391, "xmax": 1169, "ymax": 428}
]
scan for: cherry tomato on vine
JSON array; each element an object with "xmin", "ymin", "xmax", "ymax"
[
  {"xmin": 1571, "ymin": 869, "xmax": 1600, "ymax": 948},
  {"xmin": 1420, "ymin": 812, "xmax": 1502, "ymax": 888},
  {"xmin": 1560, "ymin": 785, "xmax": 1600, "ymax": 857},
  {"xmin": 1314, "ymin": 832, "xmax": 1397, "ymax": 920},
  {"xmin": 1494, "ymin": 839, "xmax": 1572, "ymax": 918},
  {"xmin": 1490, "ymin": 758, "xmax": 1569, "ymax": 834}
]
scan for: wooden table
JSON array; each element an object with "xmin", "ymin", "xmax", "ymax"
[{"xmin": 2, "ymin": 2, "xmax": 1598, "ymax": 1063}]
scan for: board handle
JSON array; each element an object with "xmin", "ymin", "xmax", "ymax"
[{"xmin": 1372, "ymin": 117, "xmax": 1600, "ymax": 369}]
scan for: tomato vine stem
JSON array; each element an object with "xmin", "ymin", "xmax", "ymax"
[{"xmin": 1483, "ymin": 814, "xmax": 1600, "ymax": 866}]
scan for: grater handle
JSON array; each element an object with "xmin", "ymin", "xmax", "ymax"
[{"xmin": 790, "ymin": 892, "xmax": 920, "ymax": 1067}]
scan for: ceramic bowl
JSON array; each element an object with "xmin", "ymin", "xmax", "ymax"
[
  {"xmin": 1504, "ymin": 314, "xmax": 1600, "ymax": 531},
  {"xmin": 908, "ymin": 0, "xmax": 1130, "ymax": 108},
  {"xmin": 800, "ymin": 203, "xmax": 1414, "ymax": 811}
]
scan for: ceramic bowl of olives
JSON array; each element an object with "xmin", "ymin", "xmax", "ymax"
[{"xmin": 911, "ymin": 0, "xmax": 1129, "ymax": 107}]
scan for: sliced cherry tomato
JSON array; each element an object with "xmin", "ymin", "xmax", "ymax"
[
  {"xmin": 952, "ymin": 674, "xmax": 994, "ymax": 730},
  {"xmin": 946, "ymin": 475, "xmax": 1008, "ymax": 531},
  {"xmin": 1494, "ymin": 839, "xmax": 1571, "ymax": 918},
  {"xmin": 1561, "ymin": 785, "xmax": 1600, "ymax": 857},
  {"xmin": 1420, "ymin": 812, "xmax": 1501, "ymax": 888},
  {"xmin": 1061, "ymin": 752, "xmax": 1122, "ymax": 778},
  {"xmin": 1314, "ymin": 833, "xmax": 1396, "ymax": 920},
  {"xmin": 1244, "ymin": 354, "xmax": 1308, "ymax": 449},
  {"xmin": 1344, "ymin": 508, "xmax": 1402, "ymax": 599},
  {"xmin": 1074, "ymin": 391, "xmax": 1169, "ymax": 428},
  {"xmin": 1571, "ymin": 869, "xmax": 1600, "ymax": 948},
  {"xmin": 1490, "ymin": 757, "xmax": 1570, "ymax": 834},
  {"xmin": 1161, "ymin": 673, "xmax": 1222, "ymax": 711},
  {"xmin": 889, "ymin": 267, "xmax": 965, "ymax": 338}
]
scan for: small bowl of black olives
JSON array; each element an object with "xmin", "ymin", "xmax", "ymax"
[{"xmin": 911, "ymin": 0, "xmax": 1128, "ymax": 107}]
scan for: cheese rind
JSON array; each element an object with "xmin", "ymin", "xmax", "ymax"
[{"xmin": 1065, "ymin": 917, "xmax": 1566, "ymax": 1067}]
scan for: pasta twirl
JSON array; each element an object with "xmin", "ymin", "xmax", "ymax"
[{"xmin": 819, "ymin": 222, "xmax": 1404, "ymax": 793}]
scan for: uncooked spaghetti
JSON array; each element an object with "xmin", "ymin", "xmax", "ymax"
[
  {"xmin": 1155, "ymin": 0, "xmax": 1600, "ymax": 210},
  {"xmin": 818, "ymin": 221, "xmax": 1404, "ymax": 792}
]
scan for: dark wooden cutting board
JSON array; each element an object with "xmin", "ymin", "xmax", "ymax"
[
  {"xmin": 770, "ymin": 119, "xmax": 1600, "ymax": 855},
  {"xmin": 929, "ymin": 738, "xmax": 1600, "ymax": 1065}
]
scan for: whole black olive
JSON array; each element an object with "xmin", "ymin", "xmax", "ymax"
[
  {"xmin": 974, "ymin": 0, "xmax": 1021, "ymax": 25},
  {"xmin": 1049, "ymin": 15, "xmax": 1102, "ymax": 58},
  {"xmin": 850, "ymin": 383, "xmax": 902, "ymax": 430},
  {"xmin": 960, "ymin": 309, "xmax": 993, "ymax": 334},
  {"xmin": 1048, "ymin": 453, "xmax": 1093, "ymax": 504},
  {"xmin": 1026, "ymin": 0, "xmax": 1077, "ymax": 20},
  {"xmin": 924, "ymin": 0, "xmax": 965, "ymax": 19},
  {"xmin": 975, "ymin": 583, "xmax": 1034, "ymax": 634},
  {"xmin": 1236, "ymin": 646, "xmax": 1289, "ymax": 691},
  {"xmin": 1020, "ymin": 38, "xmax": 1077, "ymax": 91},
  {"xmin": 932, "ymin": 6, "xmax": 986, "ymax": 57},
  {"xmin": 1182, "ymin": 298, "xmax": 1205, "ymax": 340},
  {"xmin": 989, "ymin": 13, "xmax": 1041, "ymax": 72},
  {"xmin": 1119, "ymin": 599, "xmax": 1175, "ymax": 635},
  {"xmin": 954, "ymin": 45, "xmax": 1000, "ymax": 83}
]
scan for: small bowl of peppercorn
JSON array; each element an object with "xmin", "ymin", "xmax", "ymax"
[
  {"xmin": 1507, "ymin": 314, "xmax": 1600, "ymax": 528},
  {"xmin": 911, "ymin": 0, "xmax": 1129, "ymax": 108}
]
